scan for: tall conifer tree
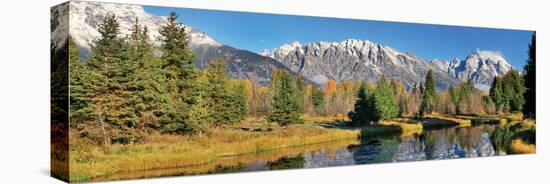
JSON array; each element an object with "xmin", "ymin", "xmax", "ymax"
[
  {"xmin": 373, "ymin": 75, "xmax": 399, "ymax": 120},
  {"xmin": 205, "ymin": 58, "xmax": 245, "ymax": 125},
  {"xmin": 88, "ymin": 14, "xmax": 139, "ymax": 143},
  {"xmin": 268, "ymin": 70, "xmax": 304, "ymax": 126},
  {"xmin": 68, "ymin": 36, "xmax": 94, "ymax": 123},
  {"xmin": 523, "ymin": 33, "xmax": 536, "ymax": 119},
  {"xmin": 419, "ymin": 70, "xmax": 438, "ymax": 116},
  {"xmin": 158, "ymin": 12, "xmax": 199, "ymax": 133},
  {"xmin": 349, "ymin": 83, "xmax": 378, "ymax": 125}
]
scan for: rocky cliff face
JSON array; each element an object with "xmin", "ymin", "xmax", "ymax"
[
  {"xmin": 261, "ymin": 39, "xmax": 512, "ymax": 91},
  {"xmin": 448, "ymin": 50, "xmax": 511, "ymax": 91}
]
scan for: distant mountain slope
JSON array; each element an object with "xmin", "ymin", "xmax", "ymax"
[{"xmin": 51, "ymin": 1, "xmax": 303, "ymax": 84}]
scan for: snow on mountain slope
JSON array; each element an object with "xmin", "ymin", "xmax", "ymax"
[
  {"xmin": 51, "ymin": 1, "xmax": 513, "ymax": 91},
  {"xmin": 50, "ymin": 1, "xmax": 304, "ymax": 85},
  {"xmin": 451, "ymin": 50, "xmax": 511, "ymax": 87},
  {"xmin": 64, "ymin": 1, "xmax": 221, "ymax": 51},
  {"xmin": 261, "ymin": 39, "xmax": 513, "ymax": 91}
]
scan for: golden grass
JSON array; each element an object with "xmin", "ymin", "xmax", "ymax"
[
  {"xmin": 505, "ymin": 112, "xmax": 524, "ymax": 121},
  {"xmin": 94, "ymin": 139, "xmax": 359, "ymax": 181},
  {"xmin": 424, "ymin": 114, "xmax": 471, "ymax": 127},
  {"xmin": 359, "ymin": 119, "xmax": 423, "ymax": 138},
  {"xmin": 523, "ymin": 119, "xmax": 536, "ymax": 127},
  {"xmin": 303, "ymin": 114, "xmax": 349, "ymax": 124},
  {"xmin": 443, "ymin": 113, "xmax": 525, "ymax": 126},
  {"xmin": 379, "ymin": 120, "xmax": 423, "ymax": 136},
  {"xmin": 68, "ymin": 121, "xmax": 360, "ymax": 182},
  {"xmin": 68, "ymin": 114, "xmax": 534, "ymax": 182},
  {"xmin": 419, "ymin": 115, "xmax": 468, "ymax": 129},
  {"xmin": 499, "ymin": 118, "xmax": 509, "ymax": 125},
  {"xmin": 510, "ymin": 139, "xmax": 536, "ymax": 154}
]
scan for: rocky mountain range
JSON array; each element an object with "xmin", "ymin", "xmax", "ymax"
[
  {"xmin": 52, "ymin": 1, "xmax": 513, "ymax": 91},
  {"xmin": 261, "ymin": 40, "xmax": 512, "ymax": 91},
  {"xmin": 51, "ymin": 1, "xmax": 300, "ymax": 84}
]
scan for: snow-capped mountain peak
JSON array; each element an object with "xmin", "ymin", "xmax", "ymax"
[
  {"xmin": 51, "ymin": 1, "xmax": 305, "ymax": 86},
  {"xmin": 448, "ymin": 50, "xmax": 512, "ymax": 90},
  {"xmin": 52, "ymin": 1, "xmax": 514, "ymax": 92},
  {"xmin": 53, "ymin": 1, "xmax": 221, "ymax": 53},
  {"xmin": 262, "ymin": 39, "xmax": 513, "ymax": 91}
]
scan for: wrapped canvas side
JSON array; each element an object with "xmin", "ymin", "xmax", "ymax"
[{"xmin": 51, "ymin": 2, "xmax": 70, "ymax": 182}]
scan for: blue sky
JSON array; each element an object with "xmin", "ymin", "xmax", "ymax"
[{"xmin": 144, "ymin": 6, "xmax": 533, "ymax": 69}]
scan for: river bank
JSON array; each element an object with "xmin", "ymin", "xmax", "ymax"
[{"xmin": 68, "ymin": 114, "xmax": 535, "ymax": 182}]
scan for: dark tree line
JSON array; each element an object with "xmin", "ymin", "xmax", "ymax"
[{"xmin": 68, "ymin": 12, "xmax": 536, "ymax": 142}]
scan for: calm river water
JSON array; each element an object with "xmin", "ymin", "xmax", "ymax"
[{"xmin": 101, "ymin": 124, "xmax": 527, "ymax": 180}]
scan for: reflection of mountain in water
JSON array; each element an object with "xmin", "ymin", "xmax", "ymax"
[
  {"xmin": 347, "ymin": 125, "xmax": 502, "ymax": 164},
  {"xmin": 302, "ymin": 148, "xmax": 356, "ymax": 168},
  {"xmin": 428, "ymin": 127, "xmax": 497, "ymax": 159},
  {"xmin": 393, "ymin": 136, "xmax": 427, "ymax": 162}
]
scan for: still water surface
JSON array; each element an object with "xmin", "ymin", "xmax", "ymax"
[
  {"xmin": 243, "ymin": 124, "xmax": 506, "ymax": 171},
  {"xmin": 101, "ymin": 124, "xmax": 522, "ymax": 180}
]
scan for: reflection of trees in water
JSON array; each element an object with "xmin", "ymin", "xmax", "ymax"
[
  {"xmin": 419, "ymin": 133, "xmax": 435, "ymax": 159},
  {"xmin": 376, "ymin": 138, "xmax": 400, "ymax": 162},
  {"xmin": 207, "ymin": 164, "xmax": 246, "ymax": 174},
  {"xmin": 349, "ymin": 125, "xmax": 503, "ymax": 164},
  {"xmin": 491, "ymin": 125, "xmax": 515, "ymax": 153},
  {"xmin": 348, "ymin": 136, "xmax": 399, "ymax": 164},
  {"xmin": 245, "ymin": 124, "xmax": 523, "ymax": 172},
  {"xmin": 490, "ymin": 123, "xmax": 536, "ymax": 154},
  {"xmin": 267, "ymin": 155, "xmax": 305, "ymax": 170}
]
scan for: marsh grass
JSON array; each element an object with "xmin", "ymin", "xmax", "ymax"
[
  {"xmin": 68, "ymin": 114, "xmax": 534, "ymax": 182},
  {"xmin": 420, "ymin": 115, "xmax": 470, "ymax": 129},
  {"xmin": 93, "ymin": 139, "xmax": 359, "ymax": 181},
  {"xmin": 359, "ymin": 119, "xmax": 423, "ymax": 138},
  {"xmin": 68, "ymin": 119, "xmax": 360, "ymax": 182}
]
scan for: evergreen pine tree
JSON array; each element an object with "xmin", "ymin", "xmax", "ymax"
[
  {"xmin": 128, "ymin": 18, "xmax": 153, "ymax": 66},
  {"xmin": 186, "ymin": 73, "xmax": 212, "ymax": 134},
  {"xmin": 228, "ymin": 80, "xmax": 249, "ymax": 123},
  {"xmin": 502, "ymin": 70, "xmax": 525, "ymax": 112},
  {"xmin": 490, "ymin": 77, "xmax": 505, "ymax": 112},
  {"xmin": 205, "ymin": 58, "xmax": 245, "ymax": 125},
  {"xmin": 127, "ymin": 18, "xmax": 168, "ymax": 128},
  {"xmin": 68, "ymin": 36, "xmax": 94, "ymax": 123},
  {"xmin": 88, "ymin": 14, "xmax": 139, "ymax": 143},
  {"xmin": 268, "ymin": 70, "xmax": 304, "ymax": 126},
  {"xmin": 159, "ymin": 12, "xmax": 196, "ymax": 95},
  {"xmin": 456, "ymin": 80, "xmax": 474, "ymax": 114},
  {"xmin": 158, "ymin": 12, "xmax": 199, "ymax": 133},
  {"xmin": 373, "ymin": 75, "xmax": 400, "ymax": 120},
  {"xmin": 523, "ymin": 32, "xmax": 536, "ymax": 119},
  {"xmin": 420, "ymin": 70, "xmax": 438, "ymax": 116},
  {"xmin": 348, "ymin": 83, "xmax": 379, "ymax": 125}
]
